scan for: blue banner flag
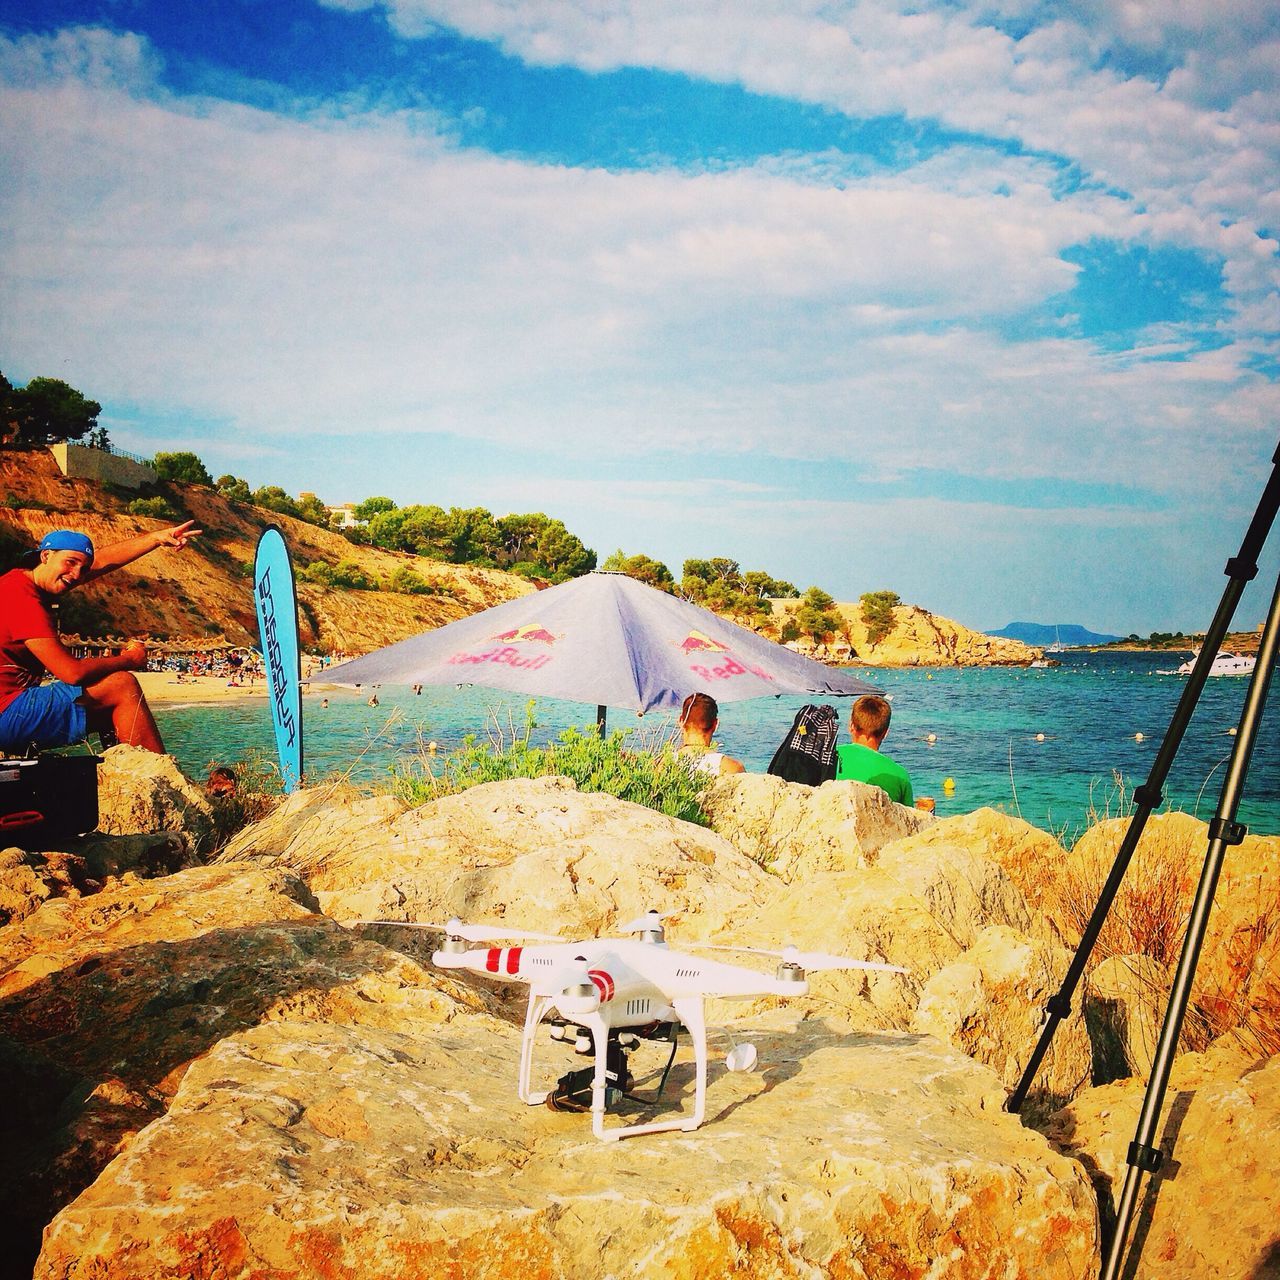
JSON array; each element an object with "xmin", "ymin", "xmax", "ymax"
[{"xmin": 253, "ymin": 526, "xmax": 303, "ymax": 792}]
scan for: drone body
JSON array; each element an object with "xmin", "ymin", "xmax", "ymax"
[{"xmin": 412, "ymin": 911, "xmax": 905, "ymax": 1141}]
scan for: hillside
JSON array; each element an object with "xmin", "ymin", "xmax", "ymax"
[
  {"xmin": 0, "ymin": 449, "xmax": 532, "ymax": 650},
  {"xmin": 772, "ymin": 599, "xmax": 1036, "ymax": 667},
  {"xmin": 1, "ymin": 447, "xmax": 1038, "ymax": 666}
]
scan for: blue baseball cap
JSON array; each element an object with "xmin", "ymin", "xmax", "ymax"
[{"xmin": 33, "ymin": 530, "xmax": 95, "ymax": 563}]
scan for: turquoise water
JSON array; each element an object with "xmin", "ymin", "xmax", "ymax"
[{"xmin": 155, "ymin": 650, "xmax": 1279, "ymax": 843}]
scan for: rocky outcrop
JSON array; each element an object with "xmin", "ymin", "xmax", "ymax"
[
  {"xmin": 912, "ymin": 924, "xmax": 1093, "ymax": 1118},
  {"xmin": 703, "ymin": 772, "xmax": 932, "ymax": 878},
  {"xmin": 1046, "ymin": 1045, "xmax": 1279, "ymax": 1278},
  {"xmin": 224, "ymin": 775, "xmax": 775, "ymax": 937},
  {"xmin": 0, "ymin": 860, "xmax": 502, "ymax": 1275},
  {"xmin": 96, "ymin": 744, "xmax": 218, "ymax": 851},
  {"xmin": 891, "ymin": 808, "xmax": 1071, "ymax": 938},
  {"xmin": 7, "ymin": 769, "xmax": 1278, "ymax": 1279},
  {"xmin": 774, "ymin": 599, "xmax": 1038, "ymax": 666},
  {"xmin": 34, "ymin": 1010, "xmax": 1100, "ymax": 1280}
]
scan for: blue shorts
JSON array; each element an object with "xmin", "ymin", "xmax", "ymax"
[{"xmin": 0, "ymin": 683, "xmax": 88, "ymax": 752}]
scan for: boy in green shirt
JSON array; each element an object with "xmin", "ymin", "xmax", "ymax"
[{"xmin": 835, "ymin": 694, "xmax": 932, "ymax": 811}]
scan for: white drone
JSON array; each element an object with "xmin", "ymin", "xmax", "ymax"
[{"xmin": 363, "ymin": 910, "xmax": 906, "ymax": 1141}]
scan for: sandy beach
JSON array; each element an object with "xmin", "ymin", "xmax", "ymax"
[
  {"xmin": 137, "ymin": 672, "xmax": 268, "ymax": 705},
  {"xmin": 138, "ymin": 672, "xmax": 341, "ymax": 705}
]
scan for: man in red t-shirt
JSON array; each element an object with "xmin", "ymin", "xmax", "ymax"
[{"xmin": 0, "ymin": 523, "xmax": 201, "ymax": 754}]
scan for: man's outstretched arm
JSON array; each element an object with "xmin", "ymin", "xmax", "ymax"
[{"xmin": 84, "ymin": 521, "xmax": 202, "ymax": 581}]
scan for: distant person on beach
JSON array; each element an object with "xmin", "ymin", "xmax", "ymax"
[
  {"xmin": 0, "ymin": 522, "xmax": 202, "ymax": 755},
  {"xmin": 835, "ymin": 694, "xmax": 933, "ymax": 811},
  {"xmin": 677, "ymin": 691, "xmax": 745, "ymax": 777}
]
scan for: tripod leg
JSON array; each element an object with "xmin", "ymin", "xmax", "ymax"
[
  {"xmin": 1101, "ymin": 564, "xmax": 1280, "ymax": 1280},
  {"xmin": 1008, "ymin": 439, "xmax": 1280, "ymax": 1114}
]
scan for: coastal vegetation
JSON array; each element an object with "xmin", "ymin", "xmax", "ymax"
[
  {"xmin": 0, "ymin": 370, "xmax": 102, "ymax": 446},
  {"xmin": 390, "ymin": 714, "xmax": 711, "ymax": 826},
  {"xmin": 860, "ymin": 589, "xmax": 902, "ymax": 647}
]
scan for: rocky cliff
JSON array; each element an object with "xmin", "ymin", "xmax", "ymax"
[{"xmin": 774, "ymin": 599, "xmax": 1038, "ymax": 667}]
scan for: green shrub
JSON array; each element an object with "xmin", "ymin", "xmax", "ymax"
[
  {"xmin": 386, "ymin": 565, "xmax": 433, "ymax": 594},
  {"xmin": 332, "ymin": 560, "xmax": 377, "ymax": 590},
  {"xmin": 860, "ymin": 589, "xmax": 901, "ymax": 647},
  {"xmin": 127, "ymin": 496, "xmax": 177, "ymax": 519},
  {"xmin": 389, "ymin": 712, "xmax": 711, "ymax": 826}
]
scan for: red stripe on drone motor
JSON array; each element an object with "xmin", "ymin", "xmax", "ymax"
[
  {"xmin": 485, "ymin": 948, "xmax": 501, "ymax": 973},
  {"xmin": 505, "ymin": 947, "xmax": 522, "ymax": 975},
  {"xmin": 588, "ymin": 969, "xmax": 615, "ymax": 1002}
]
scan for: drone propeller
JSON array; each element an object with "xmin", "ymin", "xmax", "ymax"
[
  {"xmin": 681, "ymin": 941, "xmax": 907, "ymax": 974},
  {"xmin": 350, "ymin": 917, "xmax": 563, "ymax": 943},
  {"xmin": 778, "ymin": 945, "xmax": 907, "ymax": 974}
]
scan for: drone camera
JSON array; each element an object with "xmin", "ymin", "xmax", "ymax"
[{"xmin": 547, "ymin": 1038, "xmax": 632, "ymax": 1113}]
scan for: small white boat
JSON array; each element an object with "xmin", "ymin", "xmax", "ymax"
[{"xmin": 1167, "ymin": 650, "xmax": 1258, "ymax": 677}]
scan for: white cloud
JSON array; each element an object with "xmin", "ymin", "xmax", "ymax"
[
  {"xmin": 1, "ymin": 29, "xmax": 1273, "ymax": 494},
  {"xmin": 343, "ymin": 1, "xmax": 1280, "ymax": 283},
  {"xmin": 1, "ymin": 20, "xmax": 1277, "ymax": 633}
]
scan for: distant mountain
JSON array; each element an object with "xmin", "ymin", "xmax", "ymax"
[{"xmin": 987, "ymin": 622, "xmax": 1124, "ymax": 647}]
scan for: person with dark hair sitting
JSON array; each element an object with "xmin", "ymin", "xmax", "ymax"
[
  {"xmin": 0, "ymin": 522, "xmax": 201, "ymax": 754},
  {"xmin": 835, "ymin": 693, "xmax": 933, "ymax": 811},
  {"xmin": 677, "ymin": 691, "xmax": 745, "ymax": 777}
]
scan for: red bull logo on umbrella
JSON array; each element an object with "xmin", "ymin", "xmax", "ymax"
[
  {"xmin": 679, "ymin": 629, "xmax": 728, "ymax": 654},
  {"xmin": 491, "ymin": 623, "xmax": 559, "ymax": 646},
  {"xmin": 679, "ymin": 630, "xmax": 774, "ymax": 684},
  {"xmin": 447, "ymin": 621, "xmax": 559, "ymax": 671}
]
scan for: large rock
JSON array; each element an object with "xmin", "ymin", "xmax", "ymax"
[
  {"xmin": 876, "ymin": 834, "xmax": 1035, "ymax": 947},
  {"xmin": 1047, "ymin": 1045, "xmax": 1279, "ymax": 1278},
  {"xmin": 0, "ymin": 861, "xmax": 501, "ymax": 1279},
  {"xmin": 890, "ymin": 808, "xmax": 1069, "ymax": 939},
  {"xmin": 703, "ymin": 772, "xmax": 932, "ymax": 880},
  {"xmin": 218, "ymin": 783, "xmax": 407, "ymax": 873},
  {"xmin": 96, "ymin": 744, "xmax": 217, "ymax": 851},
  {"xmin": 718, "ymin": 867, "xmax": 966, "ymax": 1029},
  {"xmin": 35, "ymin": 1012, "xmax": 1100, "ymax": 1280},
  {"xmin": 912, "ymin": 924, "xmax": 1094, "ymax": 1116},
  {"xmin": 225, "ymin": 775, "xmax": 774, "ymax": 937},
  {"xmin": 718, "ymin": 835, "xmax": 1042, "ymax": 1034},
  {"xmin": 0, "ymin": 846, "xmax": 73, "ymax": 927}
]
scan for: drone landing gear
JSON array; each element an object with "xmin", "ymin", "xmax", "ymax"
[{"xmin": 518, "ymin": 996, "xmax": 708, "ymax": 1140}]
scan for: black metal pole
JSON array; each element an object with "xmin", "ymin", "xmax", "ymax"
[
  {"xmin": 1007, "ymin": 439, "xmax": 1280, "ymax": 1114},
  {"xmin": 1100, "ymin": 560, "xmax": 1280, "ymax": 1280}
]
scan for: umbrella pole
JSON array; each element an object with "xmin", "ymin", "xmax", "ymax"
[{"xmin": 596, "ymin": 705, "xmax": 607, "ymax": 735}]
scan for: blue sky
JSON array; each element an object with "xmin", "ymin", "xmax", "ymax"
[{"xmin": 2, "ymin": 0, "xmax": 1278, "ymax": 635}]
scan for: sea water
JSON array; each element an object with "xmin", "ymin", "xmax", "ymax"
[{"xmin": 154, "ymin": 650, "xmax": 1279, "ymax": 844}]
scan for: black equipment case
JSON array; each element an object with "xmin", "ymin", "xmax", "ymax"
[{"xmin": 0, "ymin": 754, "xmax": 101, "ymax": 843}]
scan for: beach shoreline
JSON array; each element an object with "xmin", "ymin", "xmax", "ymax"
[{"xmin": 139, "ymin": 672, "xmax": 340, "ymax": 706}]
